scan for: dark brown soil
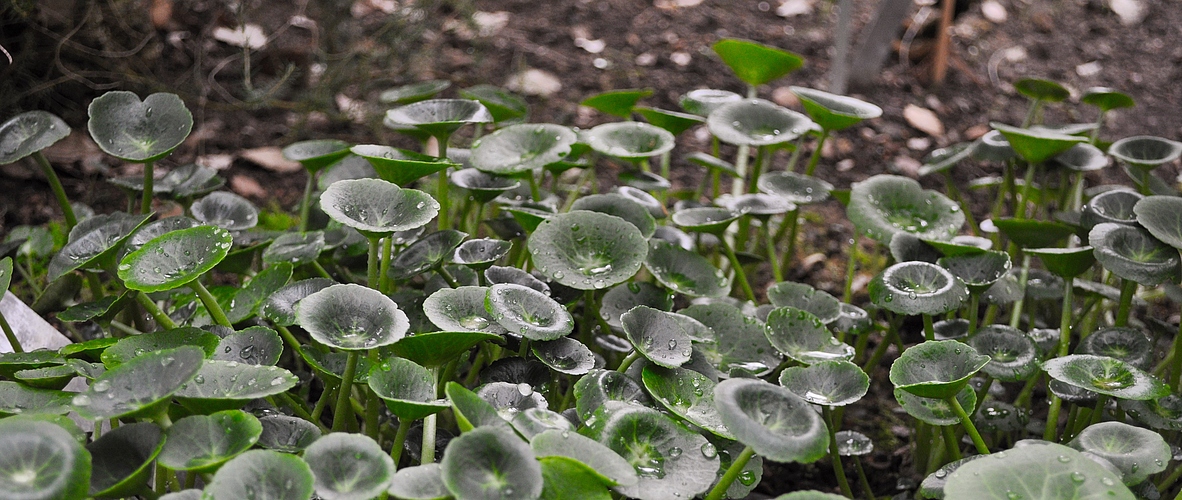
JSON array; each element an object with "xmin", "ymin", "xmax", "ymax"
[{"xmin": 2, "ymin": 0, "xmax": 1180, "ymax": 496}]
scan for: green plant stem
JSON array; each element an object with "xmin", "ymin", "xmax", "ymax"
[
  {"xmin": 922, "ymin": 314, "xmax": 935, "ymax": 342},
  {"xmin": 191, "ymin": 279, "xmax": 232, "ymax": 327},
  {"xmin": 390, "ymin": 417, "xmax": 411, "ymax": 467},
  {"xmin": 332, "ymin": 351, "xmax": 360, "ymax": 432},
  {"xmin": 943, "ymin": 175, "xmax": 977, "ymax": 236},
  {"xmin": 275, "ymin": 325, "xmax": 306, "ymax": 360},
  {"xmin": 379, "ymin": 237, "xmax": 393, "ymax": 293},
  {"xmin": 1044, "ymin": 394, "xmax": 1065, "ymax": 442},
  {"xmin": 271, "ymin": 392, "xmax": 315, "ymax": 423},
  {"xmin": 1057, "ymin": 278, "xmax": 1074, "ymax": 357},
  {"xmin": 863, "ymin": 322, "xmax": 899, "ymax": 373},
  {"xmin": 658, "ymin": 151, "xmax": 672, "ymax": 204},
  {"xmin": 1115, "ymin": 278, "xmax": 1136, "ymax": 327},
  {"xmin": 435, "ymin": 135, "xmax": 451, "ymax": 231},
  {"xmin": 941, "ymin": 425, "xmax": 963, "ymax": 461},
  {"xmin": 14, "ymin": 257, "xmax": 42, "ymax": 297},
  {"xmin": 747, "ymin": 146, "xmax": 766, "ymax": 193},
  {"xmin": 617, "ymin": 351, "xmax": 641, "ymax": 373},
  {"xmin": 1156, "ymin": 462, "xmax": 1182, "ymax": 492},
  {"xmin": 298, "ymin": 170, "xmax": 317, "ymax": 233},
  {"xmin": 966, "ymin": 294, "xmax": 980, "ymax": 335},
  {"xmin": 135, "ymin": 291, "xmax": 178, "ymax": 330},
  {"xmin": 914, "ymin": 421, "xmax": 932, "ymax": 475},
  {"xmin": 843, "ymin": 234, "xmax": 860, "ymax": 304},
  {"xmin": 0, "ymin": 312, "xmax": 21, "ymax": 353},
  {"xmin": 823, "ymin": 406, "xmax": 855, "ymax": 498},
  {"xmin": 785, "ymin": 136, "xmax": 806, "ymax": 172},
  {"xmin": 762, "ymin": 219, "xmax": 783, "ymax": 282},
  {"xmin": 140, "ymin": 160, "xmax": 155, "ymax": 214},
  {"xmin": 463, "ymin": 343, "xmax": 489, "ymax": 387},
  {"xmin": 435, "ymin": 265, "xmax": 460, "ymax": 289},
  {"xmin": 947, "ymin": 395, "xmax": 989, "ymax": 455},
  {"xmin": 1088, "ymin": 394, "xmax": 1109, "ymax": 427},
  {"xmin": 1170, "ymin": 319, "xmax": 1182, "ymax": 391},
  {"xmin": 718, "ymin": 237, "xmax": 756, "ymax": 303},
  {"xmin": 85, "ymin": 272, "xmax": 104, "ymax": 300},
  {"xmin": 311, "ymin": 261, "xmax": 333, "ymax": 280},
  {"xmin": 1014, "ymin": 373, "xmax": 1041, "ymax": 409},
  {"xmin": 704, "ymin": 445, "xmax": 756, "ymax": 500},
  {"xmin": 367, "ymin": 237, "xmax": 381, "ymax": 290},
  {"xmin": 1009, "ymin": 254, "xmax": 1032, "ymax": 329},
  {"xmin": 1015, "ymin": 161, "xmax": 1037, "ymax": 219},
  {"xmin": 365, "ymin": 387, "xmax": 381, "ymax": 441},
  {"xmin": 310, "ymin": 380, "xmax": 336, "ymax": 429},
  {"xmin": 109, "ymin": 320, "xmax": 142, "ymax": 337},
  {"xmin": 852, "ymin": 457, "xmax": 875, "ymax": 500},
  {"xmin": 421, "ymin": 412, "xmax": 437, "ymax": 464},
  {"xmin": 778, "ymin": 209, "xmax": 800, "ymax": 277},
  {"xmin": 527, "ymin": 170, "xmax": 541, "ymax": 201},
  {"xmin": 804, "ymin": 129, "xmax": 830, "ymax": 177},
  {"xmin": 32, "ymin": 151, "xmax": 77, "ymax": 231},
  {"xmin": 732, "ymin": 144, "xmax": 750, "ymax": 196}
]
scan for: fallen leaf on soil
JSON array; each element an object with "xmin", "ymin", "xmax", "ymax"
[
  {"xmin": 903, "ymin": 104, "xmax": 945, "ymax": 137},
  {"xmin": 505, "ymin": 69, "xmax": 562, "ymax": 97},
  {"xmin": 198, "ymin": 154, "xmax": 234, "ymax": 171},
  {"xmin": 231, "ymin": 175, "xmax": 267, "ymax": 199},
  {"xmin": 981, "ymin": 0, "xmax": 1007, "ymax": 23},
  {"xmin": 472, "ymin": 11, "xmax": 510, "ymax": 37},
  {"xmin": 1108, "ymin": 0, "xmax": 1146, "ymax": 25},
  {"xmin": 1076, "ymin": 61, "xmax": 1102, "ymax": 77},
  {"xmin": 241, "ymin": 147, "xmax": 301, "ymax": 173},
  {"xmin": 777, "ymin": 0, "xmax": 815, "ymax": 17},
  {"xmin": 336, "ymin": 94, "xmax": 369, "ymax": 124},
  {"xmin": 655, "ymin": 0, "xmax": 704, "ymax": 10},
  {"xmin": 670, "ymin": 52, "xmax": 692, "ymax": 66},
  {"xmin": 351, "ymin": 0, "xmax": 398, "ymax": 17},
  {"xmin": 635, "ymin": 52, "xmax": 657, "ymax": 66},
  {"xmin": 965, "ymin": 124, "xmax": 990, "ymax": 140},
  {"xmin": 213, "ymin": 24, "xmax": 266, "ymax": 50},
  {"xmin": 892, "ymin": 155, "xmax": 922, "ymax": 178},
  {"xmin": 907, "ymin": 137, "xmax": 932, "ymax": 151},
  {"xmin": 42, "ymin": 130, "xmax": 103, "ymax": 169},
  {"xmin": 772, "ymin": 86, "xmax": 800, "ymax": 107},
  {"xmin": 150, "ymin": 0, "xmax": 173, "ymax": 29},
  {"xmin": 836, "ymin": 159, "xmax": 855, "ymax": 172}
]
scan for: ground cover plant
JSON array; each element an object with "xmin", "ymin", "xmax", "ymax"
[{"xmin": 1, "ymin": 35, "xmax": 1181, "ymax": 500}]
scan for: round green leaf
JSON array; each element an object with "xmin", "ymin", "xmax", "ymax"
[
  {"xmin": 1014, "ymin": 77, "xmax": 1071, "ymax": 102},
  {"xmin": 635, "ymin": 106, "xmax": 704, "ymax": 136},
  {"xmin": 262, "ymin": 277, "xmax": 334, "ymax": 327},
  {"xmin": 706, "ymin": 99, "xmax": 813, "ymax": 146},
  {"xmin": 758, "ymin": 171, "xmax": 833, "ymax": 204},
  {"xmin": 101, "ymin": 326, "xmax": 219, "ymax": 367},
  {"xmin": 764, "ymin": 306, "xmax": 854, "ymax": 364},
  {"xmin": 766, "ymin": 281, "xmax": 841, "ymax": 323},
  {"xmin": 621, "ymin": 306, "xmax": 694, "ymax": 368},
  {"xmin": 0, "ymin": 418, "xmax": 90, "ymax": 500},
  {"xmin": 778, "ymin": 360, "xmax": 869, "ymax": 406},
  {"xmin": 918, "ymin": 456, "xmax": 984, "ymax": 499},
  {"xmin": 716, "ymin": 192, "xmax": 794, "ymax": 218},
  {"xmin": 680, "ymin": 303, "xmax": 780, "ymax": 377},
  {"xmin": 834, "ymin": 430, "xmax": 873, "ymax": 457},
  {"xmin": 471, "ymin": 123, "xmax": 577, "ymax": 176},
  {"xmin": 202, "ymin": 449, "xmax": 314, "ymax": 500},
  {"xmin": 263, "ymin": 232, "xmax": 324, "ymax": 267},
  {"xmin": 580, "ymin": 89, "xmax": 652, "ymax": 118},
  {"xmin": 257, "ymin": 415, "xmax": 321, "ymax": 453},
  {"xmin": 573, "ymin": 369, "xmax": 652, "ymax": 422},
  {"xmin": 894, "ymin": 385, "xmax": 977, "ymax": 426},
  {"xmin": 712, "ymin": 38, "xmax": 804, "ymax": 87},
  {"xmin": 532, "ymin": 428, "xmax": 637, "ymax": 487},
  {"xmin": 424, "ymin": 286, "xmax": 506, "ymax": 334},
  {"xmin": 118, "ymin": 225, "xmax": 232, "ymax": 292},
  {"xmin": 484, "ymin": 283, "xmax": 572, "ymax": 341},
  {"xmin": 451, "ymin": 168, "xmax": 521, "ymax": 203},
  {"xmin": 319, "ymin": 178, "xmax": 439, "ymax": 237},
  {"xmin": 453, "ymin": 238, "xmax": 512, "ymax": 269},
  {"xmin": 1082, "ymin": 189, "xmax": 1141, "ymax": 229},
  {"xmin": 386, "ymin": 99, "xmax": 493, "ymax": 138},
  {"xmin": 679, "ymin": 89, "xmax": 742, "ymax": 116},
  {"xmin": 0, "ymin": 380, "xmax": 72, "ymax": 416},
  {"xmin": 368, "ymin": 357, "xmax": 450, "ymax": 421},
  {"xmin": 48, "ymin": 212, "xmax": 151, "ymax": 282},
  {"xmin": 87, "ymin": 421, "xmax": 164, "ymax": 498},
  {"xmin": 582, "ymin": 403, "xmax": 717, "ymax": 500},
  {"xmin": 789, "ymin": 87, "xmax": 882, "ymax": 131},
  {"xmin": 1078, "ymin": 327, "xmax": 1153, "ymax": 370},
  {"xmin": 191, "ymin": 192, "xmax": 258, "ymax": 231},
  {"xmin": 973, "ymin": 401, "xmax": 1028, "ymax": 434},
  {"xmin": 966, "ymin": 325, "xmax": 1038, "ymax": 382},
  {"xmin": 297, "ymin": 283, "xmax": 409, "ymax": 350},
  {"xmin": 847, "ymin": 174, "xmax": 964, "ymax": 243},
  {"xmin": 441, "ymin": 426, "xmax": 542, "ymax": 500},
  {"xmin": 384, "ymin": 330, "xmax": 500, "ymax": 369},
  {"xmin": 174, "ymin": 360, "xmax": 299, "ymax": 413},
  {"xmin": 1089, "ymin": 222, "xmax": 1180, "ymax": 286},
  {"xmin": 389, "ymin": 230, "xmax": 467, "ymax": 280},
  {"xmin": 477, "ymin": 382, "xmax": 548, "ymax": 421},
  {"xmin": 380, "ymin": 80, "xmax": 450, "ymax": 105},
  {"xmin": 1134, "ymin": 195, "xmax": 1182, "ymax": 250},
  {"xmin": 14, "ymin": 364, "xmax": 77, "ymax": 390},
  {"xmin": 537, "ymin": 456, "xmax": 613, "ymax": 500},
  {"xmin": 944, "ymin": 440, "xmax": 1133, "ymax": 499},
  {"xmin": 869, "ymin": 261, "xmax": 969, "ymax": 316},
  {"xmin": 226, "ymin": 263, "xmax": 294, "ymax": 324},
  {"xmin": 73, "ymin": 346, "xmax": 204, "ymax": 421},
  {"xmin": 641, "ymin": 364, "xmax": 731, "ymax": 438},
  {"xmin": 990, "ymin": 122, "xmax": 1087, "ymax": 164},
  {"xmin": 1026, "ymin": 247, "xmax": 1095, "ymax": 280},
  {"xmin": 282, "ymin": 139, "xmax": 350, "ymax": 173},
  {"xmin": 582, "ymin": 122, "xmax": 675, "ymax": 160},
  {"xmin": 158, "ymin": 410, "xmax": 262, "ymax": 472},
  {"xmin": 919, "ymin": 142, "xmax": 975, "ymax": 177},
  {"xmin": 351, "ymin": 145, "xmax": 455, "ymax": 187},
  {"xmin": 0, "ymin": 111, "xmax": 69, "ymax": 164},
  {"xmin": 87, "ymin": 91, "xmax": 192, "ymax": 163},
  {"xmin": 0, "ymin": 351, "xmax": 65, "ymax": 379},
  {"xmin": 571, "ymin": 193, "xmax": 656, "ymax": 239},
  {"xmin": 831, "ymin": 303, "xmax": 872, "ymax": 337},
  {"xmin": 1053, "ymin": 143, "xmax": 1109, "ymax": 172},
  {"xmin": 387, "ymin": 463, "xmax": 450, "ymax": 500},
  {"xmin": 446, "ymin": 381, "xmax": 513, "ymax": 432},
  {"xmin": 889, "ymin": 340, "xmax": 989, "ymax": 399},
  {"xmin": 599, "ymin": 281, "xmax": 673, "ymax": 329},
  {"xmin": 1120, "ymin": 394, "xmax": 1182, "ymax": 432},
  {"xmin": 1109, "ymin": 135, "xmax": 1182, "ymax": 170},
  {"xmin": 937, "ymin": 250, "xmax": 1012, "ymax": 293},
  {"xmin": 644, "ymin": 239, "xmax": 730, "ymax": 298},
  {"xmin": 1042, "ymin": 354, "xmax": 1169, "ymax": 400},
  {"xmin": 305, "ymin": 433, "xmax": 395, "ymax": 500},
  {"xmin": 993, "ymin": 218, "xmax": 1076, "ymax": 249},
  {"xmin": 671, "ymin": 206, "xmax": 740, "ymax": 235},
  {"xmin": 1082, "ymin": 87, "xmax": 1135, "ymax": 112},
  {"xmin": 1069, "ymin": 421, "xmax": 1169, "ymax": 486},
  {"xmin": 459, "ymin": 85, "xmax": 528, "ymax": 123},
  {"xmin": 528, "ymin": 211, "xmax": 647, "ymax": 291},
  {"xmin": 532, "ymin": 337, "xmax": 595, "ymax": 375},
  {"xmin": 714, "ymin": 378, "xmax": 829, "ymax": 463}
]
